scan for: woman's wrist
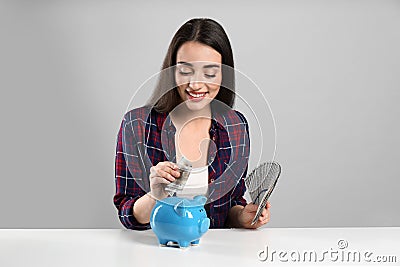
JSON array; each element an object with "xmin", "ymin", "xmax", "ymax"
[
  {"xmin": 227, "ymin": 205, "xmax": 245, "ymax": 228},
  {"xmin": 149, "ymin": 190, "xmax": 169, "ymax": 201},
  {"xmin": 133, "ymin": 193, "xmax": 157, "ymax": 224}
]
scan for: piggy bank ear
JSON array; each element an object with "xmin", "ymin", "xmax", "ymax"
[
  {"xmin": 173, "ymin": 199, "xmax": 187, "ymax": 217},
  {"xmin": 193, "ymin": 195, "xmax": 207, "ymax": 206}
]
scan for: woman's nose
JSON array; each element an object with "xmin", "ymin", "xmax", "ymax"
[
  {"xmin": 189, "ymin": 80, "xmax": 205, "ymax": 90},
  {"xmin": 189, "ymin": 70, "xmax": 206, "ymax": 90}
]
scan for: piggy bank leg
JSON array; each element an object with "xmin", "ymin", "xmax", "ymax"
[
  {"xmin": 191, "ymin": 239, "xmax": 200, "ymax": 246},
  {"xmin": 158, "ymin": 238, "xmax": 169, "ymax": 246},
  {"xmin": 178, "ymin": 241, "xmax": 190, "ymax": 248}
]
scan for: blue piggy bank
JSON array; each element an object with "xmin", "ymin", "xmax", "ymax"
[{"xmin": 150, "ymin": 195, "xmax": 210, "ymax": 248}]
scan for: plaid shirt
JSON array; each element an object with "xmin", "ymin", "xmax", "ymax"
[{"xmin": 114, "ymin": 104, "xmax": 250, "ymax": 230}]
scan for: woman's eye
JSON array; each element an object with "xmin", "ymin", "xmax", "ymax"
[
  {"xmin": 204, "ymin": 74, "xmax": 216, "ymax": 78},
  {"xmin": 179, "ymin": 71, "xmax": 193, "ymax": 75},
  {"xmin": 177, "ymin": 66, "xmax": 194, "ymax": 75}
]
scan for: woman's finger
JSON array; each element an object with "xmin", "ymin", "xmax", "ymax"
[
  {"xmin": 150, "ymin": 166, "xmax": 157, "ymax": 176},
  {"xmin": 157, "ymin": 162, "xmax": 180, "ymax": 177},
  {"xmin": 256, "ymin": 207, "xmax": 268, "ymax": 222},
  {"xmin": 159, "ymin": 161, "xmax": 178, "ymax": 170},
  {"xmin": 246, "ymin": 203, "xmax": 258, "ymax": 213},
  {"xmin": 261, "ymin": 208, "xmax": 267, "ymax": 217},
  {"xmin": 149, "ymin": 166, "xmax": 161, "ymax": 179},
  {"xmin": 157, "ymin": 169, "xmax": 176, "ymax": 182},
  {"xmin": 256, "ymin": 215, "xmax": 269, "ymax": 227},
  {"xmin": 259, "ymin": 209, "xmax": 270, "ymax": 222},
  {"xmin": 151, "ymin": 176, "xmax": 171, "ymax": 185},
  {"xmin": 264, "ymin": 212, "xmax": 270, "ymax": 223},
  {"xmin": 163, "ymin": 165, "xmax": 181, "ymax": 177}
]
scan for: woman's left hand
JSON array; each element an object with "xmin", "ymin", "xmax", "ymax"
[{"xmin": 238, "ymin": 201, "xmax": 271, "ymax": 229}]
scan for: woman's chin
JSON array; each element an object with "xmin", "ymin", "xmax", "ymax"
[{"xmin": 184, "ymin": 99, "xmax": 212, "ymax": 111}]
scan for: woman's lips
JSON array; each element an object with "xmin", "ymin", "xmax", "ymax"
[{"xmin": 185, "ymin": 89, "xmax": 208, "ymax": 102}]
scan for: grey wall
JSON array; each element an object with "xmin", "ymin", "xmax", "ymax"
[{"xmin": 0, "ymin": 0, "xmax": 399, "ymax": 228}]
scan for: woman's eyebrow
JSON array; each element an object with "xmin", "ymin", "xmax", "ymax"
[
  {"xmin": 203, "ymin": 64, "xmax": 220, "ymax": 69},
  {"xmin": 176, "ymin": 61, "xmax": 220, "ymax": 69},
  {"xmin": 176, "ymin": 61, "xmax": 193, "ymax": 66}
]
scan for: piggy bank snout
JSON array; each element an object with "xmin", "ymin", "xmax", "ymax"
[{"xmin": 199, "ymin": 217, "xmax": 210, "ymax": 234}]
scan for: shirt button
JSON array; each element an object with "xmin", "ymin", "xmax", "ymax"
[{"xmin": 210, "ymin": 178, "xmax": 215, "ymax": 183}]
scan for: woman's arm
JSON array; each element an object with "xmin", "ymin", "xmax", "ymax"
[
  {"xmin": 225, "ymin": 110, "xmax": 271, "ymax": 229},
  {"xmin": 224, "ymin": 167, "xmax": 248, "ymax": 228},
  {"xmin": 114, "ymin": 113, "xmax": 181, "ymax": 227},
  {"xmin": 133, "ymin": 161, "xmax": 181, "ymax": 224},
  {"xmin": 132, "ymin": 193, "xmax": 157, "ymax": 224},
  {"xmin": 114, "ymin": 116, "xmax": 151, "ymax": 230}
]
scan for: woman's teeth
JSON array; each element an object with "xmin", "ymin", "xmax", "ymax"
[{"xmin": 187, "ymin": 91, "xmax": 206, "ymax": 98}]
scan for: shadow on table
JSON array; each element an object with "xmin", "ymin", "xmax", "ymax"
[{"xmin": 118, "ymin": 229, "xmax": 159, "ymax": 247}]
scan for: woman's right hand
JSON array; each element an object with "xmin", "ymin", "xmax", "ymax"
[{"xmin": 149, "ymin": 161, "xmax": 181, "ymax": 200}]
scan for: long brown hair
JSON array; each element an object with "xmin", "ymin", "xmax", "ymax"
[{"xmin": 145, "ymin": 18, "xmax": 236, "ymax": 113}]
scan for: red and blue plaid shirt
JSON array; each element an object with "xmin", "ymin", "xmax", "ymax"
[{"xmin": 114, "ymin": 104, "xmax": 250, "ymax": 230}]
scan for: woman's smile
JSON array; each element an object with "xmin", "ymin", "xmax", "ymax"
[{"xmin": 185, "ymin": 88, "xmax": 209, "ymax": 102}]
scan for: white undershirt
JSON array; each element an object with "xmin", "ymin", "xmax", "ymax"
[
  {"xmin": 175, "ymin": 165, "xmax": 209, "ymax": 199},
  {"xmin": 172, "ymin": 114, "xmax": 210, "ymax": 199}
]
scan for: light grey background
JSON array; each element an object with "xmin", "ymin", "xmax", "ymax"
[{"xmin": 0, "ymin": 0, "xmax": 399, "ymax": 228}]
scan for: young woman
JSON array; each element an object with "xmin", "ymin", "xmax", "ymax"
[{"xmin": 114, "ymin": 18, "xmax": 271, "ymax": 230}]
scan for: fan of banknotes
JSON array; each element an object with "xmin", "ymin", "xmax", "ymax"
[{"xmin": 244, "ymin": 162, "xmax": 281, "ymax": 225}]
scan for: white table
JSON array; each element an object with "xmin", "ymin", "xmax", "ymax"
[{"xmin": 0, "ymin": 227, "xmax": 399, "ymax": 267}]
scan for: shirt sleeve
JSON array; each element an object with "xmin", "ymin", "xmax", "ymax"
[
  {"xmin": 113, "ymin": 117, "xmax": 151, "ymax": 230},
  {"xmin": 230, "ymin": 110, "xmax": 250, "ymax": 208},
  {"xmin": 230, "ymin": 165, "xmax": 248, "ymax": 207}
]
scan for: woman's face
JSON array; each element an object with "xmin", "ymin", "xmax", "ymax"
[{"xmin": 175, "ymin": 41, "xmax": 222, "ymax": 111}]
